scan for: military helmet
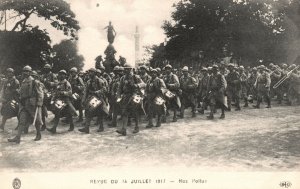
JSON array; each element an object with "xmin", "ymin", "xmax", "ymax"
[
  {"xmin": 139, "ymin": 65, "xmax": 147, "ymax": 70},
  {"xmin": 89, "ymin": 68, "xmax": 96, "ymax": 72},
  {"xmin": 31, "ymin": 70, "xmax": 38, "ymax": 77},
  {"xmin": 113, "ymin": 66, "xmax": 120, "ymax": 71},
  {"xmin": 70, "ymin": 67, "xmax": 78, "ymax": 73},
  {"xmin": 201, "ymin": 67, "xmax": 208, "ymax": 71},
  {"xmin": 123, "ymin": 63, "xmax": 132, "ymax": 69},
  {"xmin": 182, "ymin": 66, "xmax": 188, "ymax": 72},
  {"xmin": 212, "ymin": 65, "xmax": 218, "ymax": 69},
  {"xmin": 6, "ymin": 68, "xmax": 14, "ymax": 73},
  {"xmin": 23, "ymin": 65, "xmax": 32, "ymax": 72},
  {"xmin": 96, "ymin": 69, "xmax": 102, "ymax": 74},
  {"xmin": 118, "ymin": 66, "xmax": 124, "ymax": 71},
  {"xmin": 156, "ymin": 68, "xmax": 161, "ymax": 72},
  {"xmin": 164, "ymin": 64, "xmax": 172, "ymax": 69},
  {"xmin": 58, "ymin": 70, "xmax": 67, "ymax": 75},
  {"xmin": 228, "ymin": 63, "xmax": 234, "ymax": 67},
  {"xmin": 151, "ymin": 68, "xmax": 158, "ymax": 73},
  {"xmin": 239, "ymin": 66, "xmax": 244, "ymax": 70},
  {"xmin": 290, "ymin": 64, "xmax": 296, "ymax": 70},
  {"xmin": 44, "ymin": 64, "xmax": 52, "ymax": 69},
  {"xmin": 208, "ymin": 67, "xmax": 213, "ymax": 71},
  {"xmin": 252, "ymin": 67, "xmax": 257, "ymax": 71}
]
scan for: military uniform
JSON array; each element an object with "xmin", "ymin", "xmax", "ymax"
[
  {"xmin": 8, "ymin": 66, "xmax": 44, "ymax": 143},
  {"xmin": 179, "ymin": 67, "xmax": 198, "ymax": 118},
  {"xmin": 253, "ymin": 66, "xmax": 271, "ymax": 108},
  {"xmin": 163, "ymin": 66, "xmax": 181, "ymax": 122},
  {"xmin": 226, "ymin": 66, "xmax": 241, "ymax": 110},
  {"xmin": 197, "ymin": 69, "xmax": 210, "ymax": 113},
  {"xmin": 79, "ymin": 70, "xmax": 108, "ymax": 133},
  {"xmin": 108, "ymin": 67, "xmax": 123, "ymax": 127},
  {"xmin": 145, "ymin": 69, "xmax": 166, "ymax": 128},
  {"xmin": 207, "ymin": 66, "xmax": 227, "ymax": 119},
  {"xmin": 68, "ymin": 72, "xmax": 85, "ymax": 121},
  {"xmin": 239, "ymin": 68, "xmax": 249, "ymax": 107},
  {"xmin": 116, "ymin": 65, "xmax": 145, "ymax": 136},
  {"xmin": 47, "ymin": 71, "xmax": 76, "ymax": 133},
  {"xmin": 0, "ymin": 71, "xmax": 20, "ymax": 130},
  {"xmin": 41, "ymin": 71, "xmax": 58, "ymax": 92}
]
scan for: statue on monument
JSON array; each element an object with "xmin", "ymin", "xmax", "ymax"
[{"xmin": 103, "ymin": 21, "xmax": 117, "ymax": 44}]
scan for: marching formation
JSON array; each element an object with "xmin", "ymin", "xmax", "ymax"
[{"xmin": 0, "ymin": 62, "xmax": 299, "ymax": 143}]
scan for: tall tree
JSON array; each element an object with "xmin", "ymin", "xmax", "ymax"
[
  {"xmin": 51, "ymin": 40, "xmax": 84, "ymax": 72},
  {"xmin": 161, "ymin": 0, "xmax": 293, "ymax": 67},
  {"xmin": 0, "ymin": 0, "xmax": 80, "ymax": 73}
]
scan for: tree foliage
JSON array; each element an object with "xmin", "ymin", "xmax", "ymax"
[
  {"xmin": 51, "ymin": 40, "xmax": 84, "ymax": 72},
  {"xmin": 159, "ymin": 0, "xmax": 300, "ymax": 67},
  {"xmin": 0, "ymin": 0, "xmax": 80, "ymax": 38},
  {"xmin": 0, "ymin": 27, "xmax": 51, "ymax": 73}
]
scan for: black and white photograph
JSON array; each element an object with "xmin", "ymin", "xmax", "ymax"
[{"xmin": 0, "ymin": 0, "xmax": 299, "ymax": 188}]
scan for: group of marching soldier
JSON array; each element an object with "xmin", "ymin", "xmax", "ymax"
[{"xmin": 0, "ymin": 61, "xmax": 299, "ymax": 143}]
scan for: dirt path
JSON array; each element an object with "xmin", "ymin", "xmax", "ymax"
[{"xmin": 1, "ymin": 105, "xmax": 300, "ymax": 172}]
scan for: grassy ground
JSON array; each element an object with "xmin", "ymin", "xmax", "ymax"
[{"xmin": 1, "ymin": 102, "xmax": 300, "ymax": 172}]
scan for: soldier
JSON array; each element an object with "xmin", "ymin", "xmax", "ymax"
[
  {"xmin": 207, "ymin": 65, "xmax": 227, "ymax": 119},
  {"xmin": 41, "ymin": 64, "xmax": 58, "ymax": 92},
  {"xmin": 139, "ymin": 65, "xmax": 152, "ymax": 83},
  {"xmin": 8, "ymin": 66, "xmax": 44, "ymax": 143},
  {"xmin": 197, "ymin": 67, "xmax": 210, "ymax": 114},
  {"xmin": 179, "ymin": 66, "xmax": 198, "ymax": 118},
  {"xmin": 270, "ymin": 65, "xmax": 282, "ymax": 104},
  {"xmin": 116, "ymin": 64, "xmax": 145, "ymax": 136},
  {"xmin": 79, "ymin": 68, "xmax": 108, "ymax": 133},
  {"xmin": 145, "ymin": 68, "xmax": 166, "ymax": 128},
  {"xmin": 253, "ymin": 65, "xmax": 271, "ymax": 108},
  {"xmin": 239, "ymin": 66, "xmax": 249, "ymax": 107},
  {"xmin": 108, "ymin": 66, "xmax": 124, "ymax": 127},
  {"xmin": 226, "ymin": 64, "xmax": 241, "ymax": 111},
  {"xmin": 47, "ymin": 70, "xmax": 76, "ymax": 133},
  {"xmin": 248, "ymin": 67, "xmax": 258, "ymax": 102},
  {"xmin": 0, "ymin": 68, "xmax": 20, "ymax": 131},
  {"xmin": 68, "ymin": 67, "xmax": 85, "ymax": 122},
  {"xmin": 31, "ymin": 71, "xmax": 48, "ymax": 131},
  {"xmin": 162, "ymin": 64, "xmax": 181, "ymax": 122}
]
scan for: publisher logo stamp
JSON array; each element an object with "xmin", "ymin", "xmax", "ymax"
[
  {"xmin": 12, "ymin": 178, "xmax": 21, "ymax": 189},
  {"xmin": 279, "ymin": 181, "xmax": 292, "ymax": 188}
]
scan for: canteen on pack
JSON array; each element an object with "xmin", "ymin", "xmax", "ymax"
[
  {"xmin": 88, "ymin": 96, "xmax": 102, "ymax": 109},
  {"xmin": 72, "ymin": 93, "xmax": 80, "ymax": 101},
  {"xmin": 154, "ymin": 96, "xmax": 165, "ymax": 105},
  {"xmin": 132, "ymin": 94, "xmax": 142, "ymax": 104}
]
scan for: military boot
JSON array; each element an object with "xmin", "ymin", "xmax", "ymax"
[
  {"xmin": 133, "ymin": 126, "xmax": 139, "ymax": 133},
  {"xmin": 207, "ymin": 114, "xmax": 214, "ymax": 120},
  {"xmin": 78, "ymin": 126, "xmax": 89, "ymax": 134},
  {"xmin": 41, "ymin": 124, "xmax": 46, "ymax": 131},
  {"xmin": 8, "ymin": 136, "xmax": 21, "ymax": 144},
  {"xmin": 47, "ymin": 126, "xmax": 57, "ymax": 134},
  {"xmin": 156, "ymin": 116, "xmax": 161, "ymax": 127},
  {"xmin": 146, "ymin": 118, "xmax": 154, "ymax": 128},
  {"xmin": 219, "ymin": 113, "xmax": 225, "ymax": 119},
  {"xmin": 116, "ymin": 128, "xmax": 126, "ymax": 136},
  {"xmin": 34, "ymin": 132, "xmax": 41, "ymax": 141},
  {"xmin": 68, "ymin": 123, "xmax": 74, "ymax": 131},
  {"xmin": 97, "ymin": 124, "xmax": 104, "ymax": 132},
  {"xmin": 0, "ymin": 124, "xmax": 4, "ymax": 131}
]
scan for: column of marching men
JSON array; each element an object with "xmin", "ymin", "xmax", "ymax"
[{"xmin": 0, "ymin": 62, "xmax": 299, "ymax": 143}]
